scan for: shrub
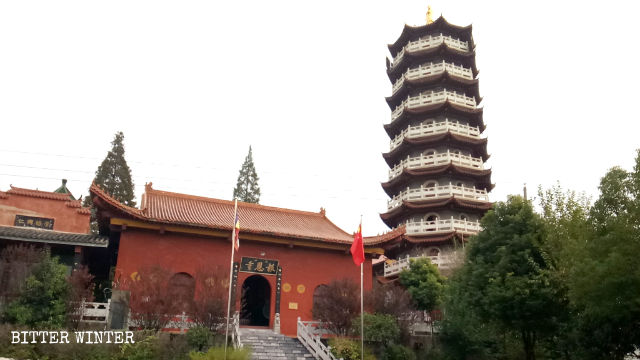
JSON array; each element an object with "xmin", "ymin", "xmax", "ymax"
[
  {"xmin": 187, "ymin": 326, "xmax": 213, "ymax": 351},
  {"xmin": 188, "ymin": 346, "xmax": 251, "ymax": 360},
  {"xmin": 190, "ymin": 266, "xmax": 228, "ymax": 331},
  {"xmin": 328, "ymin": 337, "xmax": 376, "ymax": 360},
  {"xmin": 312, "ymin": 278, "xmax": 359, "ymax": 336},
  {"xmin": 115, "ymin": 334, "xmax": 158, "ymax": 360},
  {"xmin": 0, "ymin": 244, "xmax": 45, "ymax": 302},
  {"xmin": 4, "ymin": 250, "xmax": 70, "ymax": 328},
  {"xmin": 352, "ymin": 313, "xmax": 400, "ymax": 347},
  {"xmin": 123, "ymin": 265, "xmax": 175, "ymax": 330},
  {"xmin": 367, "ymin": 282, "xmax": 417, "ymax": 341},
  {"xmin": 66, "ymin": 265, "xmax": 96, "ymax": 329},
  {"xmin": 381, "ymin": 343, "xmax": 416, "ymax": 360}
]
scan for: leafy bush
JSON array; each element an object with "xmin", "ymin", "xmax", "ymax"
[
  {"xmin": 328, "ymin": 337, "xmax": 376, "ymax": 360},
  {"xmin": 188, "ymin": 346, "xmax": 251, "ymax": 360},
  {"xmin": 398, "ymin": 257, "xmax": 445, "ymax": 312},
  {"xmin": 115, "ymin": 334, "xmax": 158, "ymax": 360},
  {"xmin": 187, "ymin": 326, "xmax": 212, "ymax": 351},
  {"xmin": 352, "ymin": 313, "xmax": 400, "ymax": 347},
  {"xmin": 0, "ymin": 244, "xmax": 45, "ymax": 302},
  {"xmin": 4, "ymin": 250, "xmax": 70, "ymax": 328},
  {"xmin": 381, "ymin": 343, "xmax": 416, "ymax": 360}
]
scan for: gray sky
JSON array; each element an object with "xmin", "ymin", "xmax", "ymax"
[{"xmin": 1, "ymin": 0, "xmax": 639, "ymax": 235}]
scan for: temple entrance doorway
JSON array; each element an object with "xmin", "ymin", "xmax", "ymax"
[{"xmin": 240, "ymin": 275, "xmax": 271, "ymax": 326}]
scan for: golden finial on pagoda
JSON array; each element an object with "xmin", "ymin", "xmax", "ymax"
[{"xmin": 426, "ymin": 5, "xmax": 433, "ymax": 24}]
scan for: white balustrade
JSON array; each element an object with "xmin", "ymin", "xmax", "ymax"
[
  {"xmin": 78, "ymin": 300, "xmax": 110, "ymax": 325},
  {"xmin": 405, "ymin": 217, "xmax": 481, "ymax": 235},
  {"xmin": 297, "ymin": 318, "xmax": 342, "ymax": 360},
  {"xmin": 232, "ymin": 311, "xmax": 242, "ymax": 349},
  {"xmin": 384, "ymin": 254, "xmax": 457, "ymax": 277},
  {"xmin": 392, "ymin": 61, "xmax": 473, "ymax": 95},
  {"xmin": 388, "ymin": 150, "xmax": 483, "ymax": 180},
  {"xmin": 387, "ymin": 183, "xmax": 489, "ymax": 210},
  {"xmin": 389, "ymin": 119, "xmax": 480, "ymax": 151},
  {"xmin": 391, "ymin": 90, "xmax": 476, "ymax": 122},
  {"xmin": 391, "ymin": 34, "xmax": 470, "ymax": 69}
]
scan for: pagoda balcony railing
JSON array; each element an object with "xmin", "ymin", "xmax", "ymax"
[
  {"xmin": 391, "ymin": 34, "xmax": 470, "ymax": 70},
  {"xmin": 391, "ymin": 61, "xmax": 473, "ymax": 95},
  {"xmin": 384, "ymin": 254, "xmax": 457, "ymax": 277},
  {"xmin": 405, "ymin": 217, "xmax": 481, "ymax": 235},
  {"xmin": 388, "ymin": 150, "xmax": 484, "ymax": 181},
  {"xmin": 391, "ymin": 90, "xmax": 476, "ymax": 122},
  {"xmin": 387, "ymin": 183, "xmax": 489, "ymax": 210},
  {"xmin": 389, "ymin": 119, "xmax": 481, "ymax": 151}
]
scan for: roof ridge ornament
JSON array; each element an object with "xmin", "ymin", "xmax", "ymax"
[{"xmin": 426, "ymin": 5, "xmax": 433, "ymax": 24}]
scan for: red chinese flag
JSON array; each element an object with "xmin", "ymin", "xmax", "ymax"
[{"xmin": 350, "ymin": 223, "xmax": 364, "ymax": 266}]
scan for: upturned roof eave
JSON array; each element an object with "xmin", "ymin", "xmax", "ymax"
[{"xmin": 388, "ymin": 16, "xmax": 473, "ymax": 55}]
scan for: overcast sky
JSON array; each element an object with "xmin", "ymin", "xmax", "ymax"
[{"xmin": 1, "ymin": 0, "xmax": 639, "ymax": 235}]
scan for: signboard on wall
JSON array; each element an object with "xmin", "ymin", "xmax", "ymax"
[
  {"xmin": 239, "ymin": 257, "xmax": 279, "ymax": 275},
  {"xmin": 14, "ymin": 215, "xmax": 54, "ymax": 230}
]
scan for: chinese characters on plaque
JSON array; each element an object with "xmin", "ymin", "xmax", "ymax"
[
  {"xmin": 14, "ymin": 215, "xmax": 54, "ymax": 230},
  {"xmin": 240, "ymin": 257, "xmax": 279, "ymax": 275}
]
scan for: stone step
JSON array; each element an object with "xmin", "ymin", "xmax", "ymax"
[{"xmin": 239, "ymin": 328, "xmax": 315, "ymax": 360}]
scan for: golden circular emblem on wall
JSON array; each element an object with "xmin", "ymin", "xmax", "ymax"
[
  {"xmin": 297, "ymin": 284, "xmax": 306, "ymax": 294},
  {"xmin": 282, "ymin": 283, "xmax": 292, "ymax": 292}
]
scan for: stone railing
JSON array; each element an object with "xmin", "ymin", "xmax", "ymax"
[
  {"xmin": 391, "ymin": 90, "xmax": 476, "ymax": 122},
  {"xmin": 388, "ymin": 150, "xmax": 483, "ymax": 180},
  {"xmin": 389, "ymin": 119, "xmax": 481, "ymax": 151},
  {"xmin": 392, "ymin": 61, "xmax": 473, "ymax": 95},
  {"xmin": 297, "ymin": 318, "xmax": 341, "ymax": 360},
  {"xmin": 387, "ymin": 184, "xmax": 489, "ymax": 210},
  {"xmin": 79, "ymin": 300, "xmax": 110, "ymax": 324},
  {"xmin": 405, "ymin": 217, "xmax": 481, "ymax": 235},
  {"xmin": 391, "ymin": 34, "xmax": 469, "ymax": 69},
  {"xmin": 384, "ymin": 254, "xmax": 457, "ymax": 277},
  {"xmin": 232, "ymin": 311, "xmax": 242, "ymax": 349}
]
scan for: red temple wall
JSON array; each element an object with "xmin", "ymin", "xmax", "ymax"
[
  {"xmin": 115, "ymin": 229, "xmax": 372, "ymax": 337},
  {"xmin": 0, "ymin": 195, "xmax": 89, "ymax": 233}
]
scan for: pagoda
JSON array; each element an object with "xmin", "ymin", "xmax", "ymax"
[{"xmin": 379, "ymin": 10, "xmax": 493, "ymax": 276}]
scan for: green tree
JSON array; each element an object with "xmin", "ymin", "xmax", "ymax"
[
  {"xmin": 89, "ymin": 131, "xmax": 136, "ymax": 206},
  {"xmin": 461, "ymin": 196, "xmax": 566, "ymax": 360},
  {"xmin": 232, "ymin": 146, "xmax": 260, "ymax": 203},
  {"xmin": 537, "ymin": 183, "xmax": 591, "ymax": 359},
  {"xmin": 398, "ymin": 257, "xmax": 445, "ymax": 312},
  {"xmin": 352, "ymin": 313, "xmax": 400, "ymax": 348},
  {"xmin": 83, "ymin": 131, "xmax": 136, "ymax": 232},
  {"xmin": 4, "ymin": 250, "xmax": 70, "ymax": 328},
  {"xmin": 440, "ymin": 270, "xmax": 508, "ymax": 360},
  {"xmin": 568, "ymin": 150, "xmax": 640, "ymax": 359}
]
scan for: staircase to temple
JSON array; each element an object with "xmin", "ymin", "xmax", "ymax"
[{"xmin": 239, "ymin": 328, "xmax": 315, "ymax": 360}]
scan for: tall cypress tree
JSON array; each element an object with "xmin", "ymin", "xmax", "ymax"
[
  {"xmin": 233, "ymin": 146, "xmax": 261, "ymax": 203},
  {"xmin": 92, "ymin": 131, "xmax": 136, "ymax": 206},
  {"xmin": 83, "ymin": 132, "xmax": 136, "ymax": 232}
]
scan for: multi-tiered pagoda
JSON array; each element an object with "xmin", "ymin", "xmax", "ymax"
[{"xmin": 380, "ymin": 13, "xmax": 492, "ymax": 276}]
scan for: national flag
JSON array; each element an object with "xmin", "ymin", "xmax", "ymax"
[
  {"xmin": 350, "ymin": 222, "xmax": 364, "ymax": 266},
  {"xmin": 233, "ymin": 211, "xmax": 240, "ymax": 251}
]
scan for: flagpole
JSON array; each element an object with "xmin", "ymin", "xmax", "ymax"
[
  {"xmin": 360, "ymin": 215, "xmax": 364, "ymax": 360},
  {"xmin": 224, "ymin": 198, "xmax": 238, "ymax": 359}
]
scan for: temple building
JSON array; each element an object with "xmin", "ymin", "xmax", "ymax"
[
  {"xmin": 90, "ymin": 183, "xmax": 396, "ymax": 336},
  {"xmin": 0, "ymin": 180, "xmax": 108, "ymax": 272},
  {"xmin": 378, "ymin": 14, "xmax": 493, "ymax": 278}
]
